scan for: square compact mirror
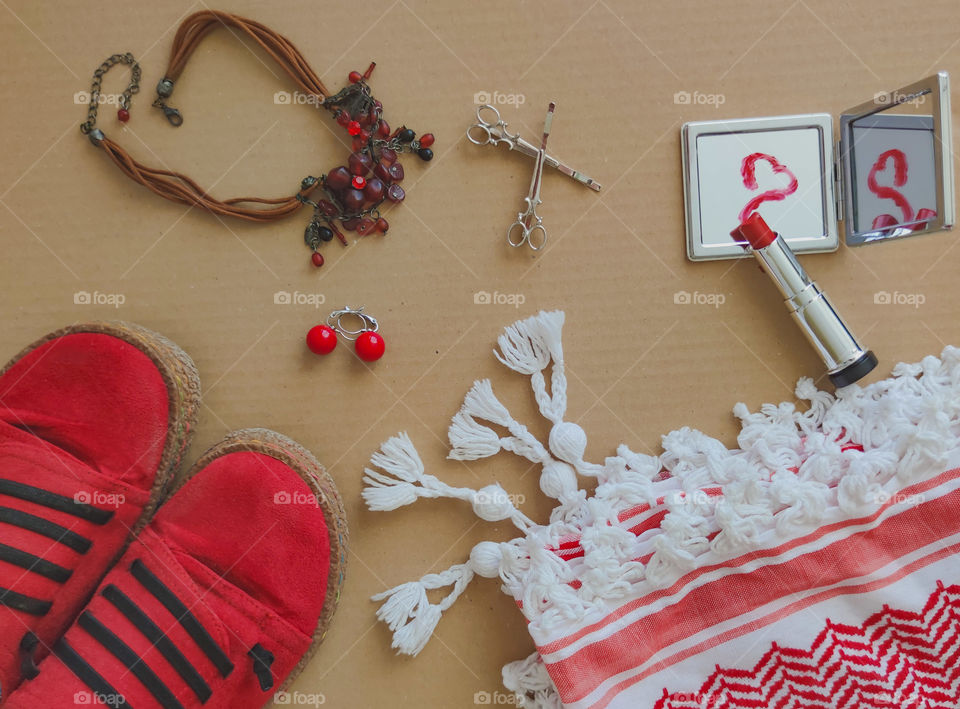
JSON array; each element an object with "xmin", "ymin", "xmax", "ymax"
[{"xmin": 681, "ymin": 72, "xmax": 954, "ymax": 261}]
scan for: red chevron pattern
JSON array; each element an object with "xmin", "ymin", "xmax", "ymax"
[{"xmin": 655, "ymin": 582, "xmax": 960, "ymax": 709}]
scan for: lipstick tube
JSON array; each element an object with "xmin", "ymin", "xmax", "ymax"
[{"xmin": 731, "ymin": 213, "xmax": 877, "ymax": 388}]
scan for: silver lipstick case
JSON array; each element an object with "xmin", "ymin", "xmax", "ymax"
[{"xmin": 753, "ymin": 237, "xmax": 877, "ymax": 387}]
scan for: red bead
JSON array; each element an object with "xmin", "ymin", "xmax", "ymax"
[
  {"xmin": 316, "ymin": 200, "xmax": 338, "ymax": 217},
  {"xmin": 386, "ymin": 184, "xmax": 405, "ymax": 203},
  {"xmin": 348, "ymin": 152, "xmax": 373, "ymax": 176},
  {"xmin": 348, "ymin": 71, "xmax": 363, "ymax": 84},
  {"xmin": 358, "ymin": 129, "xmax": 371, "ymax": 143},
  {"xmin": 336, "ymin": 111, "xmax": 352, "ymax": 127},
  {"xmin": 355, "ymin": 331, "xmax": 385, "ymax": 361},
  {"xmin": 359, "ymin": 110, "xmax": 375, "ymax": 128},
  {"xmin": 374, "ymin": 99, "xmax": 383, "ymax": 111},
  {"xmin": 377, "ymin": 120, "xmax": 391, "ymax": 137},
  {"xmin": 351, "ymin": 136, "xmax": 366, "ymax": 152},
  {"xmin": 325, "ymin": 167, "xmax": 351, "ymax": 191},
  {"xmin": 379, "ymin": 147, "xmax": 397, "ymax": 165},
  {"xmin": 117, "ymin": 108, "xmax": 130, "ymax": 122},
  {"xmin": 347, "ymin": 121, "xmax": 362, "ymax": 136},
  {"xmin": 330, "ymin": 224, "xmax": 347, "ymax": 246},
  {"xmin": 374, "ymin": 162, "xmax": 392, "ymax": 183},
  {"xmin": 363, "ymin": 62, "xmax": 376, "ymax": 80},
  {"xmin": 311, "ymin": 251, "xmax": 325, "ymax": 267},
  {"xmin": 306, "ymin": 324, "xmax": 338, "ymax": 355},
  {"xmin": 376, "ymin": 217, "xmax": 389, "ymax": 234},
  {"xmin": 356, "ymin": 217, "xmax": 376, "ymax": 236},
  {"xmin": 419, "ymin": 133, "xmax": 435, "ymax": 148},
  {"xmin": 351, "ymin": 175, "xmax": 367, "ymax": 190},
  {"xmin": 388, "ymin": 163, "xmax": 404, "ymax": 182},
  {"xmin": 341, "ymin": 216, "xmax": 360, "ymax": 231}
]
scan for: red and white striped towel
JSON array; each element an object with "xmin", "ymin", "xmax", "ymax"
[{"xmin": 365, "ymin": 311, "xmax": 960, "ymax": 708}]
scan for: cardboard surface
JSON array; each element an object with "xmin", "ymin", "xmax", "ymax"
[{"xmin": 2, "ymin": 1, "xmax": 960, "ymax": 706}]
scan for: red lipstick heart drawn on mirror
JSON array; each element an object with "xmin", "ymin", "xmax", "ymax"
[
  {"xmin": 737, "ymin": 152, "xmax": 799, "ymax": 224},
  {"xmin": 867, "ymin": 148, "xmax": 914, "ymax": 225}
]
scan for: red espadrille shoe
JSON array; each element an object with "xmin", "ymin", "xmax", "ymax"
[
  {"xmin": 0, "ymin": 322, "xmax": 200, "ymax": 697},
  {"xmin": 5, "ymin": 428, "xmax": 347, "ymax": 709}
]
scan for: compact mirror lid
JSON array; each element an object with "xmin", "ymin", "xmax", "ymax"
[{"xmin": 839, "ymin": 72, "xmax": 954, "ymax": 245}]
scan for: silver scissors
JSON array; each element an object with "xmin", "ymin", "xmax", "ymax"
[
  {"xmin": 467, "ymin": 104, "xmax": 602, "ymax": 192},
  {"xmin": 507, "ymin": 102, "xmax": 555, "ymax": 251}
]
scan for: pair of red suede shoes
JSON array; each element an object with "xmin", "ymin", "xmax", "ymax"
[{"xmin": 0, "ymin": 322, "xmax": 346, "ymax": 708}]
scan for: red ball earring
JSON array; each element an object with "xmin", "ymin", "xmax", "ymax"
[
  {"xmin": 307, "ymin": 306, "xmax": 385, "ymax": 362},
  {"xmin": 306, "ymin": 324, "xmax": 338, "ymax": 355}
]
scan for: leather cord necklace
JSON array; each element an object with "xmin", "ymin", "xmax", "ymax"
[{"xmin": 80, "ymin": 10, "xmax": 435, "ymax": 268}]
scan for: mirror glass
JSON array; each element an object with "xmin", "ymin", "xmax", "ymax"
[
  {"xmin": 841, "ymin": 73, "xmax": 954, "ymax": 245},
  {"xmin": 682, "ymin": 115, "xmax": 838, "ymax": 261}
]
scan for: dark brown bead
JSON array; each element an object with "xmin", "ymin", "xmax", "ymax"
[
  {"xmin": 364, "ymin": 178, "xmax": 385, "ymax": 202},
  {"xmin": 377, "ymin": 120, "xmax": 391, "ymax": 138},
  {"xmin": 386, "ymin": 184, "xmax": 405, "ymax": 203},
  {"xmin": 348, "ymin": 152, "xmax": 373, "ymax": 176},
  {"xmin": 376, "ymin": 217, "xmax": 389, "ymax": 234},
  {"xmin": 342, "ymin": 189, "xmax": 365, "ymax": 212},
  {"xmin": 341, "ymin": 216, "xmax": 360, "ymax": 231},
  {"xmin": 325, "ymin": 167, "xmax": 351, "ymax": 190}
]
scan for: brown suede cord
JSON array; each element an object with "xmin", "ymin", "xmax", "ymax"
[{"xmin": 97, "ymin": 10, "xmax": 330, "ymax": 221}]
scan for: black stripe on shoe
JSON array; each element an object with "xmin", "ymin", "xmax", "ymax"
[
  {"xmin": 0, "ymin": 542, "xmax": 72, "ymax": 582},
  {"xmin": 102, "ymin": 584, "xmax": 212, "ymax": 703},
  {"xmin": 0, "ymin": 479, "xmax": 114, "ymax": 524},
  {"xmin": 0, "ymin": 506, "xmax": 91, "ymax": 553},
  {"xmin": 0, "ymin": 586, "xmax": 51, "ymax": 615},
  {"xmin": 53, "ymin": 636, "xmax": 132, "ymax": 709},
  {"xmin": 130, "ymin": 560, "xmax": 234, "ymax": 678},
  {"xmin": 78, "ymin": 610, "xmax": 184, "ymax": 709}
]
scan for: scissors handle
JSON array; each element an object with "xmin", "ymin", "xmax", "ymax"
[{"xmin": 506, "ymin": 217, "xmax": 547, "ymax": 251}]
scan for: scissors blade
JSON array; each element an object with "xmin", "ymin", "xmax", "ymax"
[
  {"xmin": 511, "ymin": 135, "xmax": 602, "ymax": 192},
  {"xmin": 525, "ymin": 102, "xmax": 556, "ymax": 213}
]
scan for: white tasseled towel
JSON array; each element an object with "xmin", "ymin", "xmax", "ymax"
[{"xmin": 364, "ymin": 310, "xmax": 960, "ymax": 709}]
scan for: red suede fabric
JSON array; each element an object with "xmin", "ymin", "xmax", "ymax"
[
  {"xmin": 6, "ymin": 448, "xmax": 331, "ymax": 709},
  {"xmin": 0, "ymin": 334, "xmax": 171, "ymax": 489},
  {"xmin": 0, "ymin": 333, "xmax": 172, "ymax": 696}
]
